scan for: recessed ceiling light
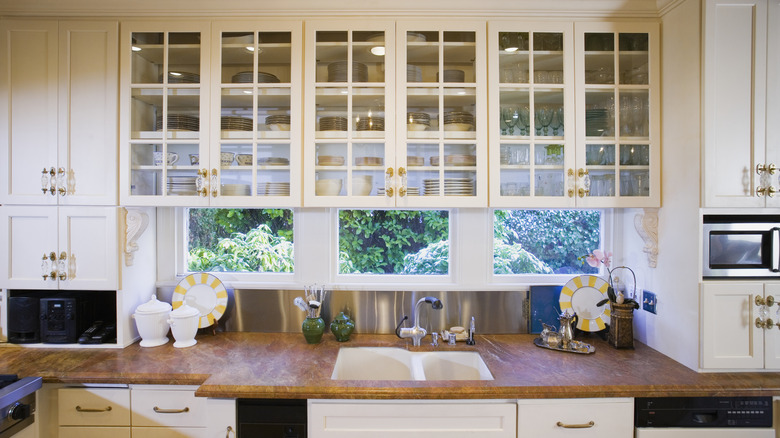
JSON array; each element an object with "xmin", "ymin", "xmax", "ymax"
[
  {"xmin": 131, "ymin": 46, "xmax": 142, "ymax": 52},
  {"xmin": 504, "ymin": 47, "xmax": 518, "ymax": 52},
  {"xmin": 169, "ymin": 71, "xmax": 182, "ymax": 76}
]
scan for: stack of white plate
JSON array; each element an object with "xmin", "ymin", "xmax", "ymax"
[
  {"xmin": 407, "ymin": 112, "xmax": 431, "ymax": 131},
  {"xmin": 356, "ymin": 117, "xmax": 384, "ymax": 131},
  {"xmin": 443, "ymin": 111, "xmax": 475, "ymax": 131},
  {"xmin": 167, "ymin": 71, "xmax": 200, "ymax": 84},
  {"xmin": 261, "ymin": 182, "xmax": 290, "ymax": 196},
  {"xmin": 265, "ymin": 115, "xmax": 290, "ymax": 125},
  {"xmin": 221, "ymin": 116, "xmax": 254, "ymax": 131},
  {"xmin": 156, "ymin": 114, "xmax": 199, "ymax": 131},
  {"xmin": 355, "ymin": 156, "xmax": 383, "ymax": 166},
  {"xmin": 167, "ymin": 176, "xmax": 198, "ymax": 196},
  {"xmin": 439, "ymin": 69, "xmax": 465, "ymax": 82},
  {"xmin": 407, "ymin": 64, "xmax": 422, "ymax": 82},
  {"xmin": 327, "ymin": 61, "xmax": 368, "ymax": 82},
  {"xmin": 407, "ymin": 32, "xmax": 427, "ymax": 42},
  {"xmin": 231, "ymin": 71, "xmax": 280, "ymax": 83},
  {"xmin": 258, "ymin": 157, "xmax": 290, "ymax": 166},
  {"xmin": 423, "ymin": 178, "xmax": 475, "ymax": 196},
  {"xmin": 319, "ymin": 117, "xmax": 348, "ymax": 131},
  {"xmin": 221, "ymin": 184, "xmax": 250, "ymax": 196},
  {"xmin": 444, "ymin": 154, "xmax": 477, "ymax": 166}
]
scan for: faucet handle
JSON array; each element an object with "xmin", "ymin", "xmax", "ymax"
[{"xmin": 395, "ymin": 315, "xmax": 408, "ymax": 339}]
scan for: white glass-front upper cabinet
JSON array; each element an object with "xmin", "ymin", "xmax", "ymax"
[
  {"xmin": 574, "ymin": 22, "xmax": 660, "ymax": 208},
  {"xmin": 397, "ymin": 21, "xmax": 488, "ymax": 207},
  {"xmin": 488, "ymin": 22, "xmax": 575, "ymax": 208},
  {"xmin": 0, "ymin": 20, "xmax": 118, "ymax": 206},
  {"xmin": 303, "ymin": 21, "xmax": 396, "ymax": 207},
  {"xmin": 210, "ymin": 21, "xmax": 302, "ymax": 207},
  {"xmin": 119, "ymin": 22, "xmax": 210, "ymax": 206}
]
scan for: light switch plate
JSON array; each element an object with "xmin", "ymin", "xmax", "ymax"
[{"xmin": 642, "ymin": 290, "xmax": 657, "ymax": 314}]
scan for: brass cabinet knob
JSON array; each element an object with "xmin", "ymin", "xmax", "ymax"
[
  {"xmin": 399, "ymin": 186, "xmax": 407, "ymax": 197},
  {"xmin": 385, "ymin": 187, "xmax": 394, "ymax": 197},
  {"xmin": 756, "ymin": 163, "xmax": 777, "ymax": 175},
  {"xmin": 756, "ymin": 296, "xmax": 775, "ymax": 307}
]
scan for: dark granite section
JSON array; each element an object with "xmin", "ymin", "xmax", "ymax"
[{"xmin": 0, "ymin": 333, "xmax": 778, "ymax": 399}]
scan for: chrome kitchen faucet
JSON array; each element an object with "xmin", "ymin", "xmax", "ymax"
[{"xmin": 395, "ymin": 296, "xmax": 443, "ymax": 346}]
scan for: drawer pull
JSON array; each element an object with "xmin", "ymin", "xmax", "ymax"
[
  {"xmin": 76, "ymin": 405, "xmax": 112, "ymax": 413},
  {"xmin": 556, "ymin": 420, "xmax": 595, "ymax": 429},
  {"xmin": 153, "ymin": 406, "xmax": 190, "ymax": 414}
]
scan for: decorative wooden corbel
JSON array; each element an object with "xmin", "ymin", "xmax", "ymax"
[
  {"xmin": 122, "ymin": 207, "xmax": 149, "ymax": 267},
  {"xmin": 633, "ymin": 207, "xmax": 658, "ymax": 268}
]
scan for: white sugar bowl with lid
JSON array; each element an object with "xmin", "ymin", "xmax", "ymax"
[
  {"xmin": 133, "ymin": 295, "xmax": 172, "ymax": 347},
  {"xmin": 167, "ymin": 298, "xmax": 200, "ymax": 348}
]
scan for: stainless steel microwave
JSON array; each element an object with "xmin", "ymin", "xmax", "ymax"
[{"xmin": 702, "ymin": 215, "xmax": 780, "ymax": 278}]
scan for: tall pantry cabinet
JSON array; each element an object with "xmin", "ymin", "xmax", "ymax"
[{"xmin": 0, "ymin": 20, "xmax": 152, "ymax": 348}]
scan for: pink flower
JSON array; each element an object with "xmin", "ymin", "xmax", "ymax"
[{"xmin": 585, "ymin": 249, "xmax": 612, "ymax": 269}]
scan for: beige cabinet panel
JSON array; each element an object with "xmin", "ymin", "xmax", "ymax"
[
  {"xmin": 517, "ymin": 398, "xmax": 633, "ymax": 437},
  {"xmin": 59, "ymin": 427, "xmax": 131, "ymax": 438},
  {"xmin": 58, "ymin": 387, "xmax": 131, "ymax": 426}
]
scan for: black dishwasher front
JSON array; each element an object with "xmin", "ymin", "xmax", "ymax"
[
  {"xmin": 635, "ymin": 396, "xmax": 773, "ymax": 428},
  {"xmin": 237, "ymin": 399, "xmax": 306, "ymax": 437}
]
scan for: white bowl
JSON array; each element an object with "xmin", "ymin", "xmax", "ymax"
[
  {"xmin": 444, "ymin": 123, "xmax": 474, "ymax": 132},
  {"xmin": 268, "ymin": 123, "xmax": 291, "ymax": 132},
  {"xmin": 352, "ymin": 176, "xmax": 373, "ymax": 196},
  {"xmin": 407, "ymin": 123, "xmax": 428, "ymax": 132},
  {"xmin": 315, "ymin": 179, "xmax": 342, "ymax": 196}
]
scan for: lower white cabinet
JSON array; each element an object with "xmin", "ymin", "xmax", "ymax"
[
  {"xmin": 516, "ymin": 398, "xmax": 634, "ymax": 437},
  {"xmin": 701, "ymin": 282, "xmax": 780, "ymax": 370},
  {"xmin": 308, "ymin": 400, "xmax": 516, "ymax": 438},
  {"xmin": 57, "ymin": 385, "xmax": 235, "ymax": 438}
]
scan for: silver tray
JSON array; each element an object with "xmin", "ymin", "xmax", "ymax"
[{"xmin": 533, "ymin": 337, "xmax": 595, "ymax": 354}]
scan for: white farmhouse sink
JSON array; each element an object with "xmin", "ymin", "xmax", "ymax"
[{"xmin": 331, "ymin": 347, "xmax": 493, "ymax": 381}]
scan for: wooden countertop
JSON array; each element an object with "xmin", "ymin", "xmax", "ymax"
[{"xmin": 1, "ymin": 332, "xmax": 778, "ymax": 399}]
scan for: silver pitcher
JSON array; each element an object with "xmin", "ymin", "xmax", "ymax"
[{"xmin": 558, "ymin": 311, "xmax": 576, "ymax": 349}]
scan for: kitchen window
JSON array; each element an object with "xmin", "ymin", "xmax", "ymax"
[
  {"xmin": 185, "ymin": 208, "xmax": 294, "ymax": 273},
  {"xmin": 168, "ymin": 207, "xmax": 609, "ymax": 288},
  {"xmin": 493, "ymin": 209, "xmax": 603, "ymax": 276}
]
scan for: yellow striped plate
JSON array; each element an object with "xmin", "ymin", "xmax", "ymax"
[
  {"xmin": 558, "ymin": 274, "xmax": 611, "ymax": 332},
  {"xmin": 172, "ymin": 273, "xmax": 228, "ymax": 328}
]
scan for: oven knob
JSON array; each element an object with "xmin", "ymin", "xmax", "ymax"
[{"xmin": 9, "ymin": 402, "xmax": 31, "ymax": 420}]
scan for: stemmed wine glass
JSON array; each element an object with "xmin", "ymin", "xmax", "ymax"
[
  {"xmin": 518, "ymin": 105, "xmax": 531, "ymax": 136},
  {"xmin": 501, "ymin": 106, "xmax": 519, "ymax": 136},
  {"xmin": 535, "ymin": 105, "xmax": 553, "ymax": 136},
  {"xmin": 549, "ymin": 105, "xmax": 564, "ymax": 136}
]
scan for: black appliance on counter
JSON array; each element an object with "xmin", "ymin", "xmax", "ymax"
[
  {"xmin": 7, "ymin": 297, "xmax": 40, "ymax": 344},
  {"xmin": 635, "ymin": 396, "xmax": 773, "ymax": 431},
  {"xmin": 0, "ymin": 375, "xmax": 42, "ymax": 438},
  {"xmin": 237, "ymin": 399, "xmax": 306, "ymax": 437}
]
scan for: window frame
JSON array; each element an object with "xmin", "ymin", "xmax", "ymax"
[{"xmin": 160, "ymin": 207, "xmax": 615, "ymax": 291}]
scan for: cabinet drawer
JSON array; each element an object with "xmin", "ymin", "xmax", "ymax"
[
  {"xmin": 517, "ymin": 398, "xmax": 633, "ymax": 437},
  {"xmin": 59, "ymin": 426, "xmax": 131, "ymax": 438},
  {"xmin": 58, "ymin": 388, "xmax": 131, "ymax": 426},
  {"xmin": 131, "ymin": 388, "xmax": 207, "ymax": 428},
  {"xmin": 132, "ymin": 427, "xmax": 207, "ymax": 438}
]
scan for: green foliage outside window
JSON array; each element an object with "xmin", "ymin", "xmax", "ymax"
[
  {"xmin": 187, "ymin": 209, "xmax": 294, "ymax": 272},
  {"xmin": 338, "ymin": 210, "xmax": 449, "ymax": 275},
  {"xmin": 493, "ymin": 210, "xmax": 601, "ymax": 274}
]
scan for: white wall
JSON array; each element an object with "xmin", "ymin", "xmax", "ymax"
[{"xmin": 628, "ymin": 0, "xmax": 701, "ymax": 370}]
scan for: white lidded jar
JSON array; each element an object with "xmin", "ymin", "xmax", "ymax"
[
  {"xmin": 133, "ymin": 295, "xmax": 172, "ymax": 347},
  {"xmin": 167, "ymin": 297, "xmax": 200, "ymax": 348}
]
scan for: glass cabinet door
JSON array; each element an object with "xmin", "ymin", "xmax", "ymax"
[
  {"xmin": 398, "ymin": 22, "xmax": 487, "ymax": 207},
  {"xmin": 576, "ymin": 23, "xmax": 659, "ymax": 207},
  {"xmin": 304, "ymin": 22, "xmax": 395, "ymax": 206},
  {"xmin": 212, "ymin": 22, "xmax": 301, "ymax": 206},
  {"xmin": 489, "ymin": 23, "xmax": 574, "ymax": 207},
  {"xmin": 124, "ymin": 25, "xmax": 209, "ymax": 205}
]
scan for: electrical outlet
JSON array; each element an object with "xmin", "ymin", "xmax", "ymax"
[{"xmin": 642, "ymin": 290, "xmax": 657, "ymax": 314}]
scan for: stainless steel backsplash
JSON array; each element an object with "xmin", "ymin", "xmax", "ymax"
[{"xmin": 156, "ymin": 288, "xmax": 529, "ymax": 334}]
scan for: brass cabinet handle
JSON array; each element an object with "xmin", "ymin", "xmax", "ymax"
[
  {"xmin": 756, "ymin": 296, "xmax": 775, "ymax": 307},
  {"xmin": 226, "ymin": 426, "xmax": 234, "ymax": 438},
  {"xmin": 153, "ymin": 406, "xmax": 190, "ymax": 414},
  {"xmin": 76, "ymin": 405, "xmax": 112, "ymax": 412},
  {"xmin": 385, "ymin": 187, "xmax": 394, "ymax": 197},
  {"xmin": 556, "ymin": 420, "xmax": 595, "ymax": 429},
  {"xmin": 57, "ymin": 167, "xmax": 67, "ymax": 196},
  {"xmin": 756, "ymin": 163, "xmax": 777, "ymax": 175}
]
